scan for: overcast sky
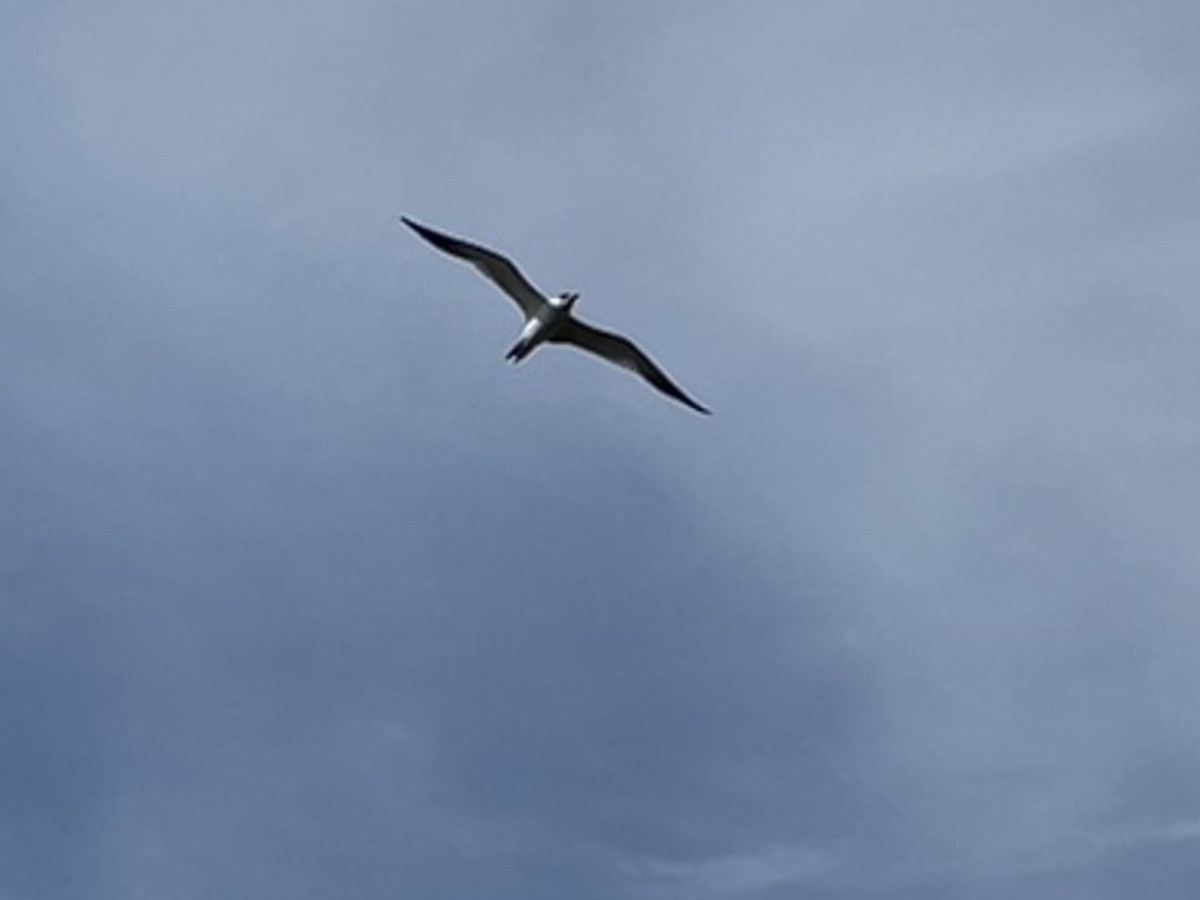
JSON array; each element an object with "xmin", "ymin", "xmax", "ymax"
[{"xmin": 3, "ymin": 2, "xmax": 1200, "ymax": 898}]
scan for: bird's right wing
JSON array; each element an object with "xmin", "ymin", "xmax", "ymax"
[{"xmin": 401, "ymin": 217, "xmax": 545, "ymax": 318}]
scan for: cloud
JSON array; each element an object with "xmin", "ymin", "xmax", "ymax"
[
  {"xmin": 3, "ymin": 1, "xmax": 1200, "ymax": 898},
  {"xmin": 633, "ymin": 844, "xmax": 837, "ymax": 898}
]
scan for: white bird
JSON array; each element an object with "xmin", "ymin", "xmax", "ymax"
[{"xmin": 401, "ymin": 217, "xmax": 710, "ymax": 415}]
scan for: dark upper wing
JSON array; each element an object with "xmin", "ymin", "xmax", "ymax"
[
  {"xmin": 401, "ymin": 217, "xmax": 544, "ymax": 318},
  {"xmin": 552, "ymin": 319, "xmax": 711, "ymax": 415}
]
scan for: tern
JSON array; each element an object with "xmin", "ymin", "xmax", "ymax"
[{"xmin": 401, "ymin": 216, "xmax": 710, "ymax": 414}]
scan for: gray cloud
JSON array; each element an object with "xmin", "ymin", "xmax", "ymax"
[{"xmin": 3, "ymin": 1, "xmax": 1199, "ymax": 898}]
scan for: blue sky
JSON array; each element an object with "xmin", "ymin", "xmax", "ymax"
[{"xmin": 3, "ymin": 2, "xmax": 1200, "ymax": 897}]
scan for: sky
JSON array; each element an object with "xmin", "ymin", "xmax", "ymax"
[{"xmin": 3, "ymin": 1, "xmax": 1200, "ymax": 897}]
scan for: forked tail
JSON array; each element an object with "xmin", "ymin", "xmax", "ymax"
[{"xmin": 506, "ymin": 338, "xmax": 534, "ymax": 363}]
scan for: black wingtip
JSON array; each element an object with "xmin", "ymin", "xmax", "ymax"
[
  {"xmin": 660, "ymin": 376, "xmax": 711, "ymax": 415},
  {"xmin": 399, "ymin": 216, "xmax": 467, "ymax": 257},
  {"xmin": 662, "ymin": 386, "xmax": 711, "ymax": 415},
  {"xmin": 399, "ymin": 215, "xmax": 438, "ymax": 236}
]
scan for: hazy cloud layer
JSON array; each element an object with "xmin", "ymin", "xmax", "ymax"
[{"xmin": 3, "ymin": 2, "xmax": 1199, "ymax": 897}]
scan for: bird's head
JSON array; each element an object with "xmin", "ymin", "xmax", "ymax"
[{"xmin": 556, "ymin": 291, "xmax": 580, "ymax": 310}]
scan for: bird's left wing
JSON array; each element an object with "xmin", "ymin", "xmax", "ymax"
[{"xmin": 552, "ymin": 319, "xmax": 710, "ymax": 414}]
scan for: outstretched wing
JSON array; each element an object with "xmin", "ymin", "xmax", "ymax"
[
  {"xmin": 401, "ymin": 217, "xmax": 545, "ymax": 319},
  {"xmin": 552, "ymin": 319, "xmax": 710, "ymax": 415}
]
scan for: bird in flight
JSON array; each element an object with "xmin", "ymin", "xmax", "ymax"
[{"xmin": 401, "ymin": 217, "xmax": 710, "ymax": 414}]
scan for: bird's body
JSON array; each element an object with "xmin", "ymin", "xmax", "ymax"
[
  {"xmin": 400, "ymin": 216, "xmax": 709, "ymax": 414},
  {"xmin": 507, "ymin": 291, "xmax": 572, "ymax": 362}
]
